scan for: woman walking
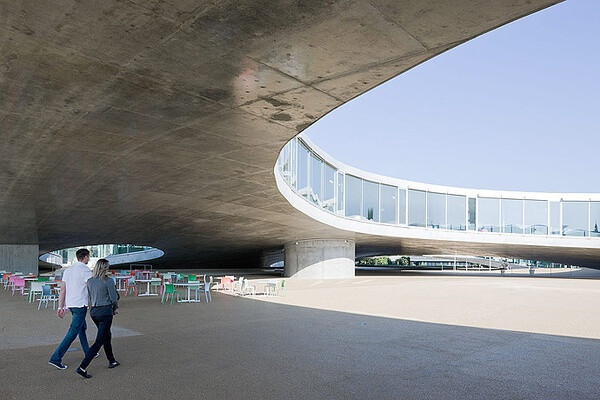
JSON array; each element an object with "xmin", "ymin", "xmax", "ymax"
[{"xmin": 76, "ymin": 259, "xmax": 120, "ymax": 378}]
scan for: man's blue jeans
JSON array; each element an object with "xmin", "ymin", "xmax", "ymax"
[{"xmin": 50, "ymin": 307, "xmax": 90, "ymax": 363}]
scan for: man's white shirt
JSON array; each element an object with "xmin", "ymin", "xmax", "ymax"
[{"xmin": 63, "ymin": 261, "xmax": 92, "ymax": 307}]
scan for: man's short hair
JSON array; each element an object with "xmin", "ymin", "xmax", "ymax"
[{"xmin": 75, "ymin": 248, "xmax": 90, "ymax": 261}]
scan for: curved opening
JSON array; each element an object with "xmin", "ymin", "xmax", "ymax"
[
  {"xmin": 40, "ymin": 244, "xmax": 164, "ymax": 269},
  {"xmin": 302, "ymin": 1, "xmax": 600, "ymax": 193}
]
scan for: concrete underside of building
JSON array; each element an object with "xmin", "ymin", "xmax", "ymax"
[{"xmin": 4, "ymin": 0, "xmax": 595, "ymax": 274}]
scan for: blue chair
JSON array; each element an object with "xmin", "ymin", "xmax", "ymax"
[{"xmin": 38, "ymin": 285, "xmax": 58, "ymax": 310}]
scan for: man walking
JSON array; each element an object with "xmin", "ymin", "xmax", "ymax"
[{"xmin": 49, "ymin": 248, "xmax": 93, "ymax": 369}]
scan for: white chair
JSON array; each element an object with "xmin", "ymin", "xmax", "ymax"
[
  {"xmin": 239, "ymin": 278, "xmax": 256, "ymax": 297},
  {"xmin": 28, "ymin": 282, "xmax": 44, "ymax": 303},
  {"xmin": 195, "ymin": 276, "xmax": 213, "ymax": 303},
  {"xmin": 38, "ymin": 285, "xmax": 58, "ymax": 310}
]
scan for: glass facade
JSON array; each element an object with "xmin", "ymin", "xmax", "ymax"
[
  {"xmin": 563, "ymin": 201, "xmax": 588, "ymax": 237},
  {"xmin": 363, "ymin": 180, "xmax": 379, "ymax": 221},
  {"xmin": 427, "ymin": 192, "xmax": 446, "ymax": 229},
  {"xmin": 524, "ymin": 200, "xmax": 548, "ymax": 235},
  {"xmin": 591, "ymin": 202, "xmax": 600, "ymax": 237},
  {"xmin": 501, "ymin": 198, "xmax": 523, "ymax": 234},
  {"xmin": 448, "ymin": 194, "xmax": 466, "ymax": 231},
  {"xmin": 55, "ymin": 244, "xmax": 155, "ymax": 266},
  {"xmin": 380, "ymin": 184, "xmax": 398, "ymax": 224},
  {"xmin": 276, "ymin": 137, "xmax": 600, "ymax": 240},
  {"xmin": 345, "ymin": 175, "xmax": 362, "ymax": 219},
  {"xmin": 408, "ymin": 190, "xmax": 426, "ymax": 227},
  {"xmin": 478, "ymin": 198, "xmax": 500, "ymax": 232},
  {"xmin": 323, "ymin": 162, "xmax": 336, "ymax": 212},
  {"xmin": 399, "ymin": 189, "xmax": 407, "ymax": 225},
  {"xmin": 550, "ymin": 201, "xmax": 560, "ymax": 235}
]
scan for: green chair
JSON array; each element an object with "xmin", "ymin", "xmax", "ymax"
[
  {"xmin": 188, "ymin": 274, "xmax": 197, "ymax": 282},
  {"xmin": 37, "ymin": 277, "xmax": 50, "ymax": 282},
  {"xmin": 161, "ymin": 283, "xmax": 180, "ymax": 305},
  {"xmin": 276, "ymin": 279, "xmax": 286, "ymax": 297}
]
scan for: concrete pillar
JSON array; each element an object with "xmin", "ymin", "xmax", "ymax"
[
  {"xmin": 284, "ymin": 239, "xmax": 355, "ymax": 279},
  {"xmin": 0, "ymin": 244, "xmax": 39, "ymax": 275}
]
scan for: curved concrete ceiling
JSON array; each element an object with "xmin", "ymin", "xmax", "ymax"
[{"xmin": 0, "ymin": 0, "xmax": 563, "ymax": 267}]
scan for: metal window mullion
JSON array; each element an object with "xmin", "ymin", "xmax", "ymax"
[
  {"xmin": 424, "ymin": 191, "xmax": 428, "ymax": 228},
  {"xmin": 445, "ymin": 193, "xmax": 448, "ymax": 230},
  {"xmin": 378, "ymin": 183, "xmax": 382, "ymax": 223},
  {"xmin": 396, "ymin": 186, "xmax": 400, "ymax": 225},
  {"xmin": 559, "ymin": 200, "xmax": 563, "ymax": 236},
  {"xmin": 547, "ymin": 200, "xmax": 550, "ymax": 236},
  {"xmin": 475, "ymin": 197, "xmax": 479, "ymax": 232},
  {"xmin": 522, "ymin": 198, "xmax": 525, "ymax": 235},
  {"xmin": 588, "ymin": 200, "xmax": 591, "ymax": 237}
]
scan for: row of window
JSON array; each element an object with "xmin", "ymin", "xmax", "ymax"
[
  {"xmin": 56, "ymin": 244, "xmax": 155, "ymax": 264},
  {"xmin": 277, "ymin": 138, "xmax": 600, "ymax": 237}
]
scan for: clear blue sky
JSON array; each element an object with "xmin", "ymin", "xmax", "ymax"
[{"xmin": 305, "ymin": 0, "xmax": 600, "ymax": 193}]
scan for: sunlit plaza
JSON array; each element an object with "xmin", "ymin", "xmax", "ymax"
[{"xmin": 2, "ymin": 269, "xmax": 600, "ymax": 399}]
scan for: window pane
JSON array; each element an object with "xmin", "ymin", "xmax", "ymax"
[
  {"xmin": 501, "ymin": 198, "xmax": 523, "ymax": 234},
  {"xmin": 550, "ymin": 201, "xmax": 560, "ymax": 235},
  {"xmin": 478, "ymin": 198, "xmax": 500, "ymax": 232},
  {"xmin": 448, "ymin": 194, "xmax": 466, "ymax": 231},
  {"xmin": 408, "ymin": 190, "xmax": 426, "ymax": 227},
  {"xmin": 297, "ymin": 142, "xmax": 309, "ymax": 196},
  {"xmin": 323, "ymin": 163, "xmax": 335, "ymax": 212},
  {"xmin": 309, "ymin": 153, "xmax": 323, "ymax": 206},
  {"xmin": 277, "ymin": 142, "xmax": 292, "ymax": 186},
  {"xmin": 345, "ymin": 175, "xmax": 362, "ymax": 219},
  {"xmin": 562, "ymin": 201, "xmax": 588, "ymax": 237},
  {"xmin": 399, "ymin": 189, "xmax": 407, "ymax": 225},
  {"xmin": 363, "ymin": 180, "xmax": 379, "ymax": 221},
  {"xmin": 468, "ymin": 198, "xmax": 476, "ymax": 230},
  {"xmin": 336, "ymin": 172, "xmax": 344, "ymax": 215},
  {"xmin": 591, "ymin": 202, "xmax": 600, "ymax": 237},
  {"xmin": 524, "ymin": 200, "xmax": 548, "ymax": 235},
  {"xmin": 380, "ymin": 184, "xmax": 398, "ymax": 224},
  {"xmin": 427, "ymin": 192, "xmax": 446, "ymax": 229}
]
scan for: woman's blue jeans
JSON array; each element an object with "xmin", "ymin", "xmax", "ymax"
[{"xmin": 50, "ymin": 307, "xmax": 90, "ymax": 363}]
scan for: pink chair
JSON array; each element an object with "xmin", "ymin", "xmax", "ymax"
[
  {"xmin": 6, "ymin": 275, "xmax": 17, "ymax": 290},
  {"xmin": 12, "ymin": 277, "xmax": 25, "ymax": 296}
]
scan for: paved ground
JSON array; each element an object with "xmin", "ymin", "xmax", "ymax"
[{"xmin": 1, "ymin": 269, "xmax": 600, "ymax": 399}]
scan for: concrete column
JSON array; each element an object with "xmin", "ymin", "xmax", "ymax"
[
  {"xmin": 0, "ymin": 244, "xmax": 39, "ymax": 275},
  {"xmin": 284, "ymin": 239, "xmax": 355, "ymax": 279}
]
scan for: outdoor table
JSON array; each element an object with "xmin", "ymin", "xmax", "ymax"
[
  {"xmin": 174, "ymin": 282, "xmax": 204, "ymax": 303},
  {"xmin": 262, "ymin": 279, "xmax": 278, "ymax": 296},
  {"xmin": 136, "ymin": 279, "xmax": 159, "ymax": 297},
  {"xmin": 113, "ymin": 275, "xmax": 130, "ymax": 292},
  {"xmin": 45, "ymin": 281, "xmax": 60, "ymax": 294},
  {"xmin": 139, "ymin": 270, "xmax": 153, "ymax": 279}
]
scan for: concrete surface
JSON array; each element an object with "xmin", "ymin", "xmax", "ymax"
[
  {"xmin": 284, "ymin": 239, "xmax": 355, "ymax": 279},
  {"xmin": 0, "ymin": 245, "xmax": 39, "ymax": 275},
  {"xmin": 2, "ymin": 269, "xmax": 600, "ymax": 399},
  {"xmin": 0, "ymin": 0, "xmax": 565, "ymax": 269}
]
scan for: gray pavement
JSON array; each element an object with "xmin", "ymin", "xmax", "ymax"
[{"xmin": 1, "ymin": 276, "xmax": 600, "ymax": 400}]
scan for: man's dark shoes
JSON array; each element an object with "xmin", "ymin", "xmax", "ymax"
[
  {"xmin": 48, "ymin": 360, "xmax": 67, "ymax": 370},
  {"xmin": 108, "ymin": 361, "xmax": 120, "ymax": 369},
  {"xmin": 76, "ymin": 367, "xmax": 92, "ymax": 378}
]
